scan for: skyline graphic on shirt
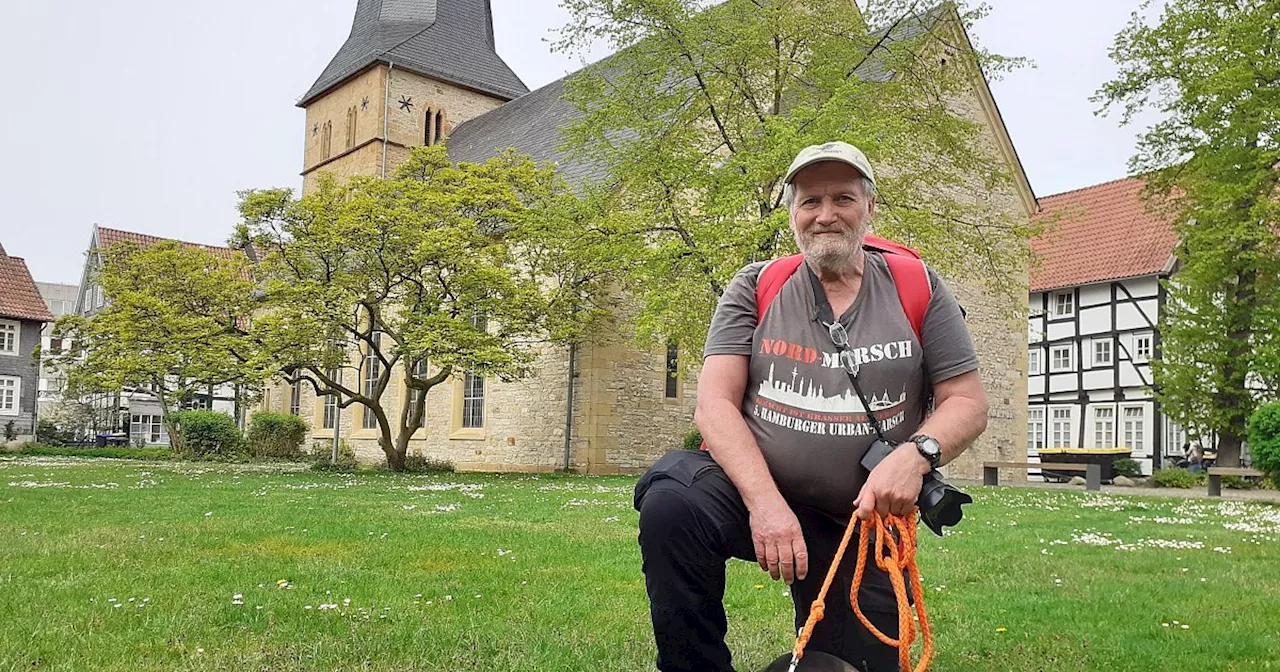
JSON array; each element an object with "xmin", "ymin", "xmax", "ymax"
[{"xmin": 757, "ymin": 363, "xmax": 906, "ymax": 414}]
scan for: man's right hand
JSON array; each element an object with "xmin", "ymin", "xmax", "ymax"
[{"xmin": 749, "ymin": 497, "xmax": 808, "ymax": 584}]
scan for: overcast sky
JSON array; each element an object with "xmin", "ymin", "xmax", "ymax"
[{"xmin": 0, "ymin": 0, "xmax": 1160, "ymax": 285}]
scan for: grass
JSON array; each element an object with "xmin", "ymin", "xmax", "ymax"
[{"xmin": 0, "ymin": 456, "xmax": 1277, "ymax": 671}]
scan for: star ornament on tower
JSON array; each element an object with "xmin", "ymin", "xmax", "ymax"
[{"xmin": 397, "ymin": 96, "xmax": 413, "ymax": 112}]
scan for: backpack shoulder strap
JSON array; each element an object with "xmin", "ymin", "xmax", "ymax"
[
  {"xmin": 880, "ymin": 252, "xmax": 931, "ymax": 342},
  {"xmin": 754, "ymin": 254, "xmax": 806, "ymax": 321},
  {"xmin": 863, "ymin": 235, "xmax": 930, "ymax": 341}
]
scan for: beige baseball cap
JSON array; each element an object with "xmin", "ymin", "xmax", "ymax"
[{"xmin": 783, "ymin": 141, "xmax": 876, "ymax": 187}]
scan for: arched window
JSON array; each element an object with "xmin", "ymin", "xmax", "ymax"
[
  {"xmin": 424, "ymin": 108, "xmax": 447, "ymax": 146},
  {"xmin": 345, "ymin": 106, "xmax": 357, "ymax": 149},
  {"xmin": 320, "ymin": 121, "xmax": 333, "ymax": 159}
]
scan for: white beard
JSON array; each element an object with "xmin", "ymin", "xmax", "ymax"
[{"xmin": 796, "ymin": 230, "xmax": 864, "ymax": 275}]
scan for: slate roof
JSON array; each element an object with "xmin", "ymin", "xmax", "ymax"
[
  {"xmin": 447, "ymin": 3, "xmax": 952, "ymax": 190},
  {"xmin": 1031, "ymin": 177, "xmax": 1179, "ymax": 292},
  {"xmin": 299, "ymin": 0, "xmax": 528, "ymax": 107},
  {"xmin": 447, "ymin": 75, "xmax": 608, "ymax": 188},
  {"xmin": 855, "ymin": 4, "xmax": 949, "ymax": 82},
  {"xmin": 0, "ymin": 243, "xmax": 56, "ymax": 322}
]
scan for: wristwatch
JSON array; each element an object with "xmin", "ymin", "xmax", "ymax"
[{"xmin": 910, "ymin": 435, "xmax": 942, "ymax": 469}]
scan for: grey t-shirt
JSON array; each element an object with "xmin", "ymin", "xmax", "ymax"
[{"xmin": 704, "ymin": 252, "xmax": 979, "ymax": 518}]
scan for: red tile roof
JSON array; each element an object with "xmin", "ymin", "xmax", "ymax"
[
  {"xmin": 1031, "ymin": 177, "xmax": 1179, "ymax": 292},
  {"xmin": 95, "ymin": 226, "xmax": 239, "ymax": 260},
  {"xmin": 0, "ymin": 244, "xmax": 57, "ymax": 322}
]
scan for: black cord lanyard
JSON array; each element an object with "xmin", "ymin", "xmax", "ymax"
[{"xmin": 805, "ymin": 265, "xmax": 889, "ymax": 444}]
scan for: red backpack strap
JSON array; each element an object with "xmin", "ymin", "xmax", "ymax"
[
  {"xmin": 863, "ymin": 234, "xmax": 922, "ymax": 259},
  {"xmin": 880, "ymin": 252, "xmax": 931, "ymax": 343},
  {"xmin": 863, "ymin": 235, "xmax": 930, "ymax": 341},
  {"xmin": 754, "ymin": 254, "xmax": 807, "ymax": 321}
]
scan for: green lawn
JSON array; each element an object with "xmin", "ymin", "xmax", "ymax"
[{"xmin": 1, "ymin": 456, "xmax": 1277, "ymax": 671}]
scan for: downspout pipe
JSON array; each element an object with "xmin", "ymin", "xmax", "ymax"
[
  {"xmin": 382, "ymin": 62, "xmax": 394, "ymax": 178},
  {"xmin": 562, "ymin": 342, "xmax": 577, "ymax": 471}
]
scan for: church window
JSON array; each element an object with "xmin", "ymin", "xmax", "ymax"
[
  {"xmin": 425, "ymin": 108, "xmax": 446, "ymax": 146},
  {"xmin": 461, "ymin": 314, "xmax": 486, "ymax": 428},
  {"xmin": 362, "ymin": 331, "xmax": 382, "ymax": 429},
  {"xmin": 320, "ymin": 121, "xmax": 333, "ymax": 160},
  {"xmin": 345, "ymin": 106, "xmax": 357, "ymax": 149},
  {"xmin": 665, "ymin": 342, "xmax": 679, "ymax": 398}
]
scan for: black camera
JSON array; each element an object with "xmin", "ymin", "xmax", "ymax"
[{"xmin": 859, "ymin": 440, "xmax": 972, "ymax": 537}]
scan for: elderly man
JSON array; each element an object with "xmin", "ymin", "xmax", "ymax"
[{"xmin": 633, "ymin": 142, "xmax": 989, "ymax": 672}]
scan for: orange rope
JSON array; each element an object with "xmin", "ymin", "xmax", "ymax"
[{"xmin": 790, "ymin": 508, "xmax": 933, "ymax": 672}]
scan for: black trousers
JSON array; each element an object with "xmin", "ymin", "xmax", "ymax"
[{"xmin": 634, "ymin": 450, "xmax": 903, "ymax": 672}]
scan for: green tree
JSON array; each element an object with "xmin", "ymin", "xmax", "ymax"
[
  {"xmin": 554, "ymin": 0, "xmax": 1034, "ymax": 352},
  {"xmin": 236, "ymin": 146, "xmax": 602, "ymax": 471},
  {"xmin": 53, "ymin": 241, "xmax": 266, "ymax": 452},
  {"xmin": 1246, "ymin": 401, "xmax": 1280, "ymax": 483},
  {"xmin": 1096, "ymin": 0, "xmax": 1280, "ymax": 466}
]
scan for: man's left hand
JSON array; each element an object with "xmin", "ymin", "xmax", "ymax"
[{"xmin": 853, "ymin": 443, "xmax": 931, "ymax": 520}]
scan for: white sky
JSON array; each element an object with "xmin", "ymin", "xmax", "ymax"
[{"xmin": 0, "ymin": 0, "xmax": 1160, "ymax": 285}]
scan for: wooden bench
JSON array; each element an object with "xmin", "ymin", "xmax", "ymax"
[
  {"xmin": 983, "ymin": 461, "xmax": 1102, "ymax": 492},
  {"xmin": 1206, "ymin": 467, "xmax": 1265, "ymax": 497}
]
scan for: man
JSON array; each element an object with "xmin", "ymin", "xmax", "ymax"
[{"xmin": 634, "ymin": 142, "xmax": 989, "ymax": 672}]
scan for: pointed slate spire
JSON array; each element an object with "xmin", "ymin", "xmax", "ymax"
[{"xmin": 298, "ymin": 0, "xmax": 527, "ymax": 107}]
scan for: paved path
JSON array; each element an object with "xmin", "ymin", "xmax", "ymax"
[{"xmin": 948, "ymin": 478, "xmax": 1280, "ymax": 504}]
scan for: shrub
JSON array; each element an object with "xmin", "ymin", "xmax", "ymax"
[
  {"xmin": 1112, "ymin": 458, "xmax": 1142, "ymax": 478},
  {"xmin": 36, "ymin": 419, "xmax": 79, "ymax": 447},
  {"xmin": 1222, "ymin": 475, "xmax": 1257, "ymax": 490},
  {"xmin": 683, "ymin": 428, "xmax": 703, "ymax": 451},
  {"xmin": 1150, "ymin": 468, "xmax": 1205, "ymax": 489},
  {"xmin": 310, "ymin": 440, "xmax": 358, "ymax": 472},
  {"xmin": 246, "ymin": 412, "xmax": 309, "ymax": 459},
  {"xmin": 3, "ymin": 421, "xmax": 16, "ymax": 442},
  {"xmin": 1246, "ymin": 401, "xmax": 1280, "ymax": 484},
  {"xmin": 18, "ymin": 444, "xmax": 171, "ymax": 460},
  {"xmin": 395, "ymin": 454, "xmax": 455, "ymax": 473},
  {"xmin": 169, "ymin": 410, "xmax": 242, "ymax": 458}
]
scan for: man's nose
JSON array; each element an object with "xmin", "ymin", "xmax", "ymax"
[{"xmin": 815, "ymin": 199, "xmax": 839, "ymax": 224}]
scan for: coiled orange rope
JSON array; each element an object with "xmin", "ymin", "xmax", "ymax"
[{"xmin": 790, "ymin": 508, "xmax": 933, "ymax": 672}]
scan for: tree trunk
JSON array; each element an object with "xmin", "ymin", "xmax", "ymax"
[
  {"xmin": 390, "ymin": 431, "xmax": 413, "ymax": 472},
  {"xmin": 1218, "ymin": 266, "xmax": 1257, "ymax": 468},
  {"xmin": 383, "ymin": 436, "xmax": 406, "ymax": 471},
  {"xmin": 1217, "ymin": 431, "xmax": 1243, "ymax": 469},
  {"xmin": 156, "ymin": 388, "xmax": 182, "ymax": 455}
]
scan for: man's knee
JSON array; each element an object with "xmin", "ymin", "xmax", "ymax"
[{"xmin": 638, "ymin": 482, "xmax": 698, "ymax": 543}]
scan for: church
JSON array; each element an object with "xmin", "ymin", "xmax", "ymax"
[{"xmin": 265, "ymin": 0, "xmax": 1036, "ymax": 477}]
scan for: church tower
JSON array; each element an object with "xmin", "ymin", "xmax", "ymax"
[{"xmin": 298, "ymin": 0, "xmax": 528, "ymax": 193}]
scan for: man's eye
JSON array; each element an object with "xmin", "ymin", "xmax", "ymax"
[{"xmin": 835, "ymin": 195, "xmax": 855, "ymax": 203}]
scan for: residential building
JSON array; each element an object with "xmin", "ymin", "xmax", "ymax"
[
  {"xmin": 265, "ymin": 0, "xmax": 1036, "ymax": 475},
  {"xmin": 0, "ymin": 243, "xmax": 56, "ymax": 443},
  {"xmin": 71, "ymin": 225, "xmax": 240, "ymax": 445},
  {"xmin": 34, "ymin": 282, "xmax": 78, "ymax": 412},
  {"xmin": 1028, "ymin": 177, "xmax": 1182, "ymax": 475}
]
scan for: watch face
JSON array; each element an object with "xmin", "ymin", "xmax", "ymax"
[{"xmin": 916, "ymin": 436, "xmax": 941, "ymax": 459}]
